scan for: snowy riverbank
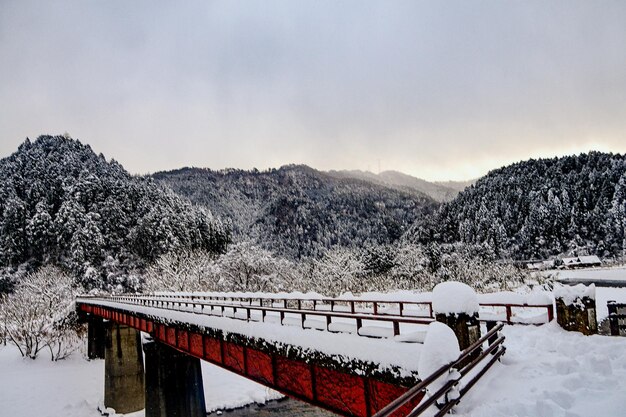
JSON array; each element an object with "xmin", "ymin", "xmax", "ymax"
[
  {"xmin": 0, "ymin": 344, "xmax": 282, "ymax": 417},
  {"xmin": 456, "ymin": 323, "xmax": 626, "ymax": 417},
  {"xmin": 3, "ymin": 322, "xmax": 626, "ymax": 417}
]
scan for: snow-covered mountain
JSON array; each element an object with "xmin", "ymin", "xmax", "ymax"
[
  {"xmin": 408, "ymin": 152, "xmax": 626, "ymax": 260},
  {"xmin": 0, "ymin": 136, "xmax": 229, "ymax": 291},
  {"xmin": 153, "ymin": 165, "xmax": 438, "ymax": 259},
  {"xmin": 328, "ymin": 170, "xmax": 472, "ymax": 202}
]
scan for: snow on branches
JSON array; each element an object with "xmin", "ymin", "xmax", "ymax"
[{"xmin": 0, "ymin": 266, "xmax": 81, "ymax": 360}]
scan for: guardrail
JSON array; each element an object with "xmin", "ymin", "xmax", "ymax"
[
  {"xmin": 478, "ymin": 302, "xmax": 554, "ymax": 325},
  {"xmin": 608, "ymin": 301, "xmax": 626, "ymax": 336},
  {"xmin": 372, "ymin": 322, "xmax": 506, "ymax": 417},
  {"xmin": 144, "ymin": 294, "xmax": 434, "ymax": 318},
  {"xmin": 77, "ymin": 295, "xmax": 508, "ymax": 417},
  {"xmin": 128, "ymin": 293, "xmax": 554, "ymax": 325},
  {"xmin": 78, "ymin": 293, "xmax": 554, "ymax": 337},
  {"xmin": 77, "ymin": 295, "xmax": 434, "ymax": 339}
]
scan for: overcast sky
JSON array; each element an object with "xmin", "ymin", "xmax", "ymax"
[{"xmin": 1, "ymin": 1, "xmax": 625, "ymax": 181}]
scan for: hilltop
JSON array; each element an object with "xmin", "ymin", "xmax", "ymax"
[
  {"xmin": 408, "ymin": 152, "xmax": 626, "ymax": 260},
  {"xmin": 0, "ymin": 135, "xmax": 229, "ymax": 291},
  {"xmin": 153, "ymin": 165, "xmax": 437, "ymax": 258}
]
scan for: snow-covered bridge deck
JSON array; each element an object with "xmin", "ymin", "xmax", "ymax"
[
  {"xmin": 76, "ymin": 292, "xmax": 510, "ymax": 417},
  {"xmin": 78, "ymin": 294, "xmax": 432, "ymax": 375}
]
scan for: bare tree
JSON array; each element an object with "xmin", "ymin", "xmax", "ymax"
[
  {"xmin": 144, "ymin": 249, "xmax": 217, "ymax": 292},
  {"xmin": 215, "ymin": 242, "xmax": 293, "ymax": 292},
  {"xmin": 0, "ymin": 266, "xmax": 80, "ymax": 360}
]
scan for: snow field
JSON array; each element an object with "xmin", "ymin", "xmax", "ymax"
[
  {"xmin": 456, "ymin": 323, "xmax": 626, "ymax": 417},
  {"xmin": 543, "ymin": 266, "xmax": 626, "ymax": 283},
  {"xmin": 0, "ymin": 343, "xmax": 282, "ymax": 417}
]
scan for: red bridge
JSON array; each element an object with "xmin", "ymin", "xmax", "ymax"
[{"xmin": 76, "ymin": 293, "xmax": 544, "ymax": 416}]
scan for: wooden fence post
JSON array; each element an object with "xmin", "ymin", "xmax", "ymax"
[{"xmin": 608, "ymin": 301, "xmax": 620, "ymax": 336}]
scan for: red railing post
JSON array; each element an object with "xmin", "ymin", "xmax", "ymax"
[
  {"xmin": 505, "ymin": 305, "xmax": 512, "ymax": 324},
  {"xmin": 547, "ymin": 304, "xmax": 554, "ymax": 322}
]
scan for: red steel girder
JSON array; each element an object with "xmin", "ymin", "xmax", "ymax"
[{"xmin": 79, "ymin": 303, "xmax": 423, "ymax": 417}]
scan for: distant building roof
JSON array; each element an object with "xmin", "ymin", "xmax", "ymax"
[{"xmin": 561, "ymin": 256, "xmax": 601, "ymax": 267}]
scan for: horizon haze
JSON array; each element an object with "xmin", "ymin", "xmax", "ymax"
[{"xmin": 1, "ymin": 1, "xmax": 626, "ymax": 180}]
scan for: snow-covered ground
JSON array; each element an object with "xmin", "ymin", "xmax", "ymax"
[
  {"xmin": 543, "ymin": 265, "xmax": 626, "ymax": 284},
  {"xmin": 2, "ymin": 321, "xmax": 626, "ymax": 417},
  {"xmin": 456, "ymin": 323, "xmax": 626, "ymax": 417},
  {"xmin": 0, "ymin": 344, "xmax": 281, "ymax": 417}
]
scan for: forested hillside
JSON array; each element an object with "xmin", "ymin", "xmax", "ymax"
[
  {"xmin": 408, "ymin": 152, "xmax": 626, "ymax": 260},
  {"xmin": 153, "ymin": 165, "xmax": 437, "ymax": 258},
  {"xmin": 0, "ymin": 136, "xmax": 229, "ymax": 291}
]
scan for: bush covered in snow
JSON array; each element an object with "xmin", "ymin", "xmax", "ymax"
[
  {"xmin": 145, "ymin": 242, "xmax": 297, "ymax": 293},
  {"xmin": 0, "ymin": 266, "xmax": 82, "ymax": 360}
]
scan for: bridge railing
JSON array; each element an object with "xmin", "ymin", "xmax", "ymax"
[
  {"xmin": 478, "ymin": 302, "xmax": 554, "ymax": 325},
  {"xmin": 123, "ymin": 293, "xmax": 554, "ymax": 325},
  {"xmin": 79, "ymin": 294, "xmax": 435, "ymax": 339},
  {"xmin": 144, "ymin": 293, "xmax": 434, "ymax": 319},
  {"xmin": 371, "ymin": 322, "xmax": 506, "ymax": 417}
]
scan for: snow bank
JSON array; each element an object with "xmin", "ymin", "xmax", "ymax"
[
  {"xmin": 418, "ymin": 322, "xmax": 461, "ymax": 403},
  {"xmin": 554, "ymin": 284, "xmax": 596, "ymax": 305},
  {"xmin": 455, "ymin": 323, "xmax": 626, "ymax": 417},
  {"xmin": 0, "ymin": 344, "xmax": 282, "ymax": 417},
  {"xmin": 418, "ymin": 322, "xmax": 460, "ymax": 378},
  {"xmin": 432, "ymin": 282, "xmax": 479, "ymax": 315}
]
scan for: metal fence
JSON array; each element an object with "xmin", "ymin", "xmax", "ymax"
[{"xmin": 372, "ymin": 322, "xmax": 506, "ymax": 417}]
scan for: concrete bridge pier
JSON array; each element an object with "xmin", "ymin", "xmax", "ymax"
[
  {"xmin": 104, "ymin": 323, "xmax": 145, "ymax": 414},
  {"xmin": 143, "ymin": 337, "xmax": 206, "ymax": 417},
  {"xmin": 87, "ymin": 315, "xmax": 106, "ymax": 360}
]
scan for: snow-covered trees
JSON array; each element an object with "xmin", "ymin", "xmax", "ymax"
[
  {"xmin": 0, "ymin": 266, "xmax": 80, "ymax": 360},
  {"xmin": 215, "ymin": 242, "xmax": 294, "ymax": 292},
  {"xmin": 304, "ymin": 248, "xmax": 365, "ymax": 295},
  {"xmin": 144, "ymin": 242, "xmax": 296, "ymax": 293},
  {"xmin": 0, "ymin": 136, "xmax": 230, "ymax": 291},
  {"xmin": 408, "ymin": 152, "xmax": 626, "ymax": 260},
  {"xmin": 144, "ymin": 249, "xmax": 217, "ymax": 292},
  {"xmin": 153, "ymin": 165, "xmax": 436, "ymax": 259}
]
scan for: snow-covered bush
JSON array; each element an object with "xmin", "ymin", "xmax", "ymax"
[
  {"xmin": 214, "ymin": 242, "xmax": 294, "ymax": 292},
  {"xmin": 144, "ymin": 249, "xmax": 217, "ymax": 292},
  {"xmin": 0, "ymin": 266, "xmax": 81, "ymax": 360},
  {"xmin": 301, "ymin": 248, "xmax": 366, "ymax": 296}
]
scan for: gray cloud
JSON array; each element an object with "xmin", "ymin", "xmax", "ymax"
[{"xmin": 1, "ymin": 0, "xmax": 625, "ymax": 180}]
